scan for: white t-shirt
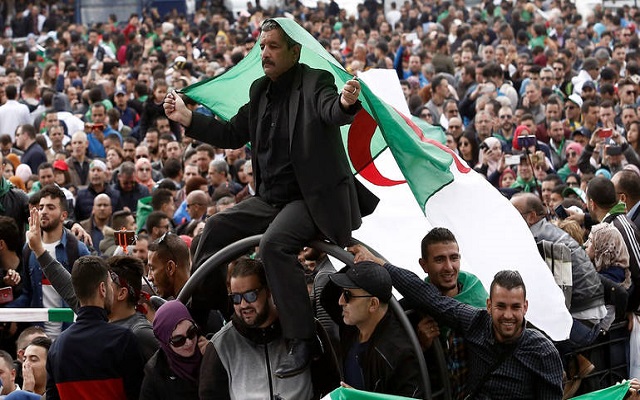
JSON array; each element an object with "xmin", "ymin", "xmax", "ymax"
[{"xmin": 42, "ymin": 241, "xmax": 63, "ymax": 340}]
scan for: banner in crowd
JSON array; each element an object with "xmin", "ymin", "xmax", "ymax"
[{"xmin": 182, "ymin": 17, "xmax": 572, "ymax": 340}]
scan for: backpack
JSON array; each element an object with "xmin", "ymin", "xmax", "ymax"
[{"xmin": 537, "ymin": 239, "xmax": 573, "ymax": 309}]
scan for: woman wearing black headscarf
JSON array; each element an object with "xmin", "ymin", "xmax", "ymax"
[{"xmin": 140, "ymin": 300, "xmax": 207, "ymax": 399}]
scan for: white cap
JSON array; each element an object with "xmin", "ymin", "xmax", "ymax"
[{"xmin": 567, "ymin": 94, "xmax": 583, "ymax": 109}]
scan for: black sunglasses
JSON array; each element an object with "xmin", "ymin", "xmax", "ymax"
[
  {"xmin": 155, "ymin": 232, "xmax": 177, "ymax": 262},
  {"xmin": 169, "ymin": 324, "xmax": 199, "ymax": 347},
  {"xmin": 109, "ymin": 270, "xmax": 137, "ymax": 301},
  {"xmin": 342, "ymin": 289, "xmax": 373, "ymax": 303},
  {"xmin": 229, "ymin": 287, "xmax": 264, "ymax": 305}
]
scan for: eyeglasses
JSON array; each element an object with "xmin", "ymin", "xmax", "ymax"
[
  {"xmin": 109, "ymin": 270, "xmax": 137, "ymax": 301},
  {"xmin": 154, "ymin": 232, "xmax": 177, "ymax": 262},
  {"xmin": 135, "ymin": 155, "xmax": 149, "ymax": 159},
  {"xmin": 169, "ymin": 323, "xmax": 199, "ymax": 347},
  {"xmin": 228, "ymin": 287, "xmax": 264, "ymax": 305},
  {"xmin": 499, "ymin": 115, "xmax": 513, "ymax": 119},
  {"xmin": 566, "ymin": 152, "xmax": 578, "ymax": 158},
  {"xmin": 567, "ymin": 181, "xmax": 579, "ymax": 187},
  {"xmin": 627, "ymin": 91, "xmax": 637, "ymax": 96},
  {"xmin": 138, "ymin": 168, "xmax": 151, "ymax": 172},
  {"xmin": 342, "ymin": 289, "xmax": 374, "ymax": 303}
]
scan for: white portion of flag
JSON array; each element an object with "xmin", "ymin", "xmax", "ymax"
[{"xmin": 353, "ymin": 70, "xmax": 572, "ymax": 341}]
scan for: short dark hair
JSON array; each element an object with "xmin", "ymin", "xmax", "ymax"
[
  {"xmin": 227, "ymin": 257, "xmax": 268, "ymax": 290},
  {"xmin": 4, "ymin": 85, "xmax": 17, "ymax": 100},
  {"xmin": 614, "ymin": 170, "xmax": 640, "ymax": 202},
  {"xmin": 162, "ymin": 158, "xmax": 183, "ymax": 180},
  {"xmin": 20, "ymin": 124, "xmax": 36, "ymax": 139},
  {"xmin": 111, "ymin": 210, "xmax": 133, "ymax": 230},
  {"xmin": 124, "ymin": 137, "xmax": 139, "ymax": 146},
  {"xmin": 72, "ymin": 256, "xmax": 109, "ymax": 303},
  {"xmin": 148, "ymin": 232, "xmax": 190, "ymax": 268},
  {"xmin": 0, "ymin": 350, "xmax": 14, "ymax": 370},
  {"xmin": 196, "ymin": 143, "xmax": 215, "ymax": 158},
  {"xmin": 39, "ymin": 184, "xmax": 68, "ymax": 212},
  {"xmin": 0, "ymin": 216, "xmax": 22, "ymax": 253},
  {"xmin": 146, "ymin": 211, "xmax": 169, "ymax": 232},
  {"xmin": 27, "ymin": 336, "xmax": 52, "ymax": 353},
  {"xmin": 587, "ymin": 176, "xmax": 618, "ymax": 209},
  {"xmin": 107, "ymin": 256, "xmax": 144, "ymax": 307},
  {"xmin": 38, "ymin": 162, "xmax": 54, "ymax": 174},
  {"xmin": 490, "ymin": 270, "xmax": 526, "ymax": 299},
  {"xmin": 151, "ymin": 189, "xmax": 174, "ymax": 211},
  {"xmin": 421, "ymin": 227, "xmax": 457, "ymax": 259}
]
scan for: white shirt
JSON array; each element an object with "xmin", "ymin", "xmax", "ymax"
[{"xmin": 0, "ymin": 100, "xmax": 31, "ymax": 140}]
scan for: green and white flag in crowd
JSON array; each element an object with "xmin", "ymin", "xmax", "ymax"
[
  {"xmin": 181, "ymin": 17, "xmax": 573, "ymax": 341},
  {"xmin": 0, "ymin": 308, "xmax": 75, "ymax": 322},
  {"xmin": 321, "ymin": 387, "xmax": 416, "ymax": 400},
  {"xmin": 569, "ymin": 380, "xmax": 631, "ymax": 400}
]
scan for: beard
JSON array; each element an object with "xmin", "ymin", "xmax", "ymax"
[
  {"xmin": 40, "ymin": 217, "xmax": 61, "ymax": 233},
  {"xmin": 236, "ymin": 301, "xmax": 272, "ymax": 329}
]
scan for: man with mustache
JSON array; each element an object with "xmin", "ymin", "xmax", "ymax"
[{"xmin": 163, "ymin": 18, "xmax": 378, "ymax": 377}]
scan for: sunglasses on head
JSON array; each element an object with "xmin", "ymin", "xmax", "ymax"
[
  {"xmin": 154, "ymin": 232, "xmax": 178, "ymax": 262},
  {"xmin": 228, "ymin": 287, "xmax": 263, "ymax": 305},
  {"xmin": 169, "ymin": 324, "xmax": 199, "ymax": 347},
  {"xmin": 342, "ymin": 289, "xmax": 373, "ymax": 303}
]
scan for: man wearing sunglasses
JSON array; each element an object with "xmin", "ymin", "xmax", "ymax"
[
  {"xmin": 164, "ymin": 18, "xmax": 378, "ymax": 377},
  {"xmin": 200, "ymin": 258, "xmax": 336, "ymax": 400},
  {"xmin": 319, "ymin": 262, "xmax": 424, "ymax": 398}
]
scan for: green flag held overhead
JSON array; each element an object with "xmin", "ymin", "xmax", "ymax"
[{"xmin": 182, "ymin": 17, "xmax": 450, "ymax": 212}]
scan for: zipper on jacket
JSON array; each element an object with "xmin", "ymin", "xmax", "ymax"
[{"xmin": 264, "ymin": 337, "xmax": 274, "ymax": 400}]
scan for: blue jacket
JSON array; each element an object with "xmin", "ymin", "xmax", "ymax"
[{"xmin": 10, "ymin": 229, "xmax": 90, "ymax": 309}]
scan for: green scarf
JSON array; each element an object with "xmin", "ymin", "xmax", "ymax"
[
  {"xmin": 605, "ymin": 201, "xmax": 628, "ymax": 218},
  {"xmin": 0, "ymin": 177, "xmax": 11, "ymax": 212},
  {"xmin": 511, "ymin": 176, "xmax": 537, "ymax": 193},
  {"xmin": 425, "ymin": 270, "xmax": 488, "ymax": 337}
]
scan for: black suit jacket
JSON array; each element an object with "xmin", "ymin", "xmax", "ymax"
[{"xmin": 186, "ymin": 63, "xmax": 378, "ymax": 246}]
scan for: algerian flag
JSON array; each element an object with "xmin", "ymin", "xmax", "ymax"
[
  {"xmin": 321, "ymin": 387, "xmax": 415, "ymax": 400},
  {"xmin": 569, "ymin": 380, "xmax": 631, "ymax": 399},
  {"xmin": 181, "ymin": 17, "xmax": 572, "ymax": 340}
]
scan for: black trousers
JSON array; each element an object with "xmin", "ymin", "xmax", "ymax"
[{"xmin": 192, "ymin": 196, "xmax": 316, "ymax": 339}]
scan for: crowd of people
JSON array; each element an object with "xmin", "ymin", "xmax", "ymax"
[{"xmin": 1, "ymin": 0, "xmax": 640, "ymax": 398}]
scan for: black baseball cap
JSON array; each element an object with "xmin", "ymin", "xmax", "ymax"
[{"xmin": 329, "ymin": 262, "xmax": 392, "ymax": 302}]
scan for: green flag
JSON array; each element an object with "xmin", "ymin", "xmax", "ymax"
[
  {"xmin": 321, "ymin": 387, "xmax": 417, "ymax": 400},
  {"xmin": 181, "ymin": 17, "xmax": 451, "ymax": 211},
  {"xmin": 570, "ymin": 381, "xmax": 631, "ymax": 400}
]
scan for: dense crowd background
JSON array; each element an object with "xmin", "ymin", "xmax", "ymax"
[{"xmin": 1, "ymin": 0, "xmax": 640, "ymax": 398}]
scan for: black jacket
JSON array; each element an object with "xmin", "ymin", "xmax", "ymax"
[
  {"xmin": 321, "ymin": 281, "xmax": 424, "ymax": 398},
  {"xmin": 140, "ymin": 350, "xmax": 198, "ymax": 400}
]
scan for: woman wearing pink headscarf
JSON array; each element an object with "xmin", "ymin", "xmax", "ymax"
[
  {"xmin": 557, "ymin": 142, "xmax": 584, "ymax": 181},
  {"xmin": 135, "ymin": 157, "xmax": 155, "ymax": 193}
]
